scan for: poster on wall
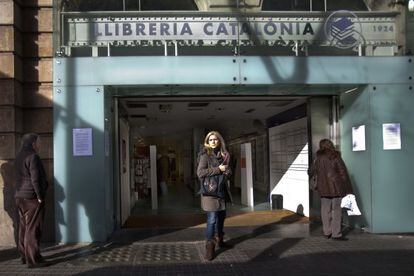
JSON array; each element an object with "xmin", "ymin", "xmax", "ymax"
[
  {"xmin": 383, "ymin": 123, "xmax": 401, "ymax": 150},
  {"xmin": 73, "ymin": 128, "xmax": 93, "ymax": 156},
  {"xmin": 352, "ymin": 125, "xmax": 366, "ymax": 151}
]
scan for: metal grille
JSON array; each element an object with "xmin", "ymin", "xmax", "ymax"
[
  {"xmin": 83, "ymin": 244, "xmax": 135, "ymax": 263},
  {"xmin": 135, "ymin": 243, "xmax": 200, "ymax": 264}
]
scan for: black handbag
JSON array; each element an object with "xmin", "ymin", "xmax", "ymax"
[{"xmin": 200, "ymin": 174, "xmax": 226, "ymax": 198}]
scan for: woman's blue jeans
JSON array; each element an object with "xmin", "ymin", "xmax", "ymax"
[{"xmin": 206, "ymin": 210, "xmax": 226, "ymax": 240}]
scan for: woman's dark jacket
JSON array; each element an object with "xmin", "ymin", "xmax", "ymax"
[
  {"xmin": 311, "ymin": 149, "xmax": 353, "ymax": 197},
  {"xmin": 14, "ymin": 147, "xmax": 48, "ymax": 201},
  {"xmin": 197, "ymin": 152, "xmax": 223, "ymax": 180},
  {"xmin": 197, "ymin": 150, "xmax": 232, "ymax": 211}
]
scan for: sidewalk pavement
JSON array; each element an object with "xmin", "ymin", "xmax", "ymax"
[{"xmin": 1, "ymin": 222, "xmax": 413, "ymax": 275}]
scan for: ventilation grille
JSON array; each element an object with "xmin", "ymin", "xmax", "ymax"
[
  {"xmin": 188, "ymin": 102, "xmax": 209, "ymax": 107},
  {"xmin": 126, "ymin": 102, "xmax": 147, "ymax": 108}
]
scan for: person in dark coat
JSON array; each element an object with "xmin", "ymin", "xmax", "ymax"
[
  {"xmin": 197, "ymin": 131, "xmax": 231, "ymax": 261},
  {"xmin": 310, "ymin": 139, "xmax": 353, "ymax": 241},
  {"xmin": 14, "ymin": 133, "xmax": 49, "ymax": 268}
]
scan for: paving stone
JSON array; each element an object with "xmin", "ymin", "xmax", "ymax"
[{"xmin": 0, "ymin": 227, "xmax": 414, "ymax": 275}]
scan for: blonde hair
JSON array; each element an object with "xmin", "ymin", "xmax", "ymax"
[{"xmin": 203, "ymin": 131, "xmax": 228, "ymax": 155}]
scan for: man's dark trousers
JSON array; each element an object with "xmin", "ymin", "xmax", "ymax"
[{"xmin": 16, "ymin": 198, "xmax": 45, "ymax": 265}]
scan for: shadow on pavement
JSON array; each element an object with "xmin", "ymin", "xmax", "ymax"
[
  {"xmin": 72, "ymin": 248, "xmax": 414, "ymax": 275},
  {"xmin": 0, "ymin": 247, "xmax": 19, "ymax": 263}
]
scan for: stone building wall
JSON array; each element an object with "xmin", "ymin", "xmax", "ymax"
[{"xmin": 0, "ymin": 0, "xmax": 54, "ymax": 245}]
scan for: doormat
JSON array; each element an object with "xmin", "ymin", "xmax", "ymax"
[{"xmin": 124, "ymin": 210, "xmax": 308, "ymax": 228}]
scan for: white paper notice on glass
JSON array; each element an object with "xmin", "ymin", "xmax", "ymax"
[
  {"xmin": 352, "ymin": 125, "xmax": 366, "ymax": 151},
  {"xmin": 73, "ymin": 128, "xmax": 93, "ymax": 156},
  {"xmin": 383, "ymin": 123, "xmax": 401, "ymax": 150}
]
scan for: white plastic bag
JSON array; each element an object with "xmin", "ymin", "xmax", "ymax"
[{"xmin": 341, "ymin": 194, "xmax": 361, "ymax": 216}]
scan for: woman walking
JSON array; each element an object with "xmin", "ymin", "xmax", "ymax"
[
  {"xmin": 197, "ymin": 131, "xmax": 231, "ymax": 261},
  {"xmin": 311, "ymin": 139, "xmax": 353, "ymax": 241}
]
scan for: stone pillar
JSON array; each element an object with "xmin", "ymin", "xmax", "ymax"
[
  {"xmin": 21, "ymin": 0, "xmax": 54, "ymax": 242},
  {"xmin": 0, "ymin": 0, "xmax": 23, "ymax": 246},
  {"xmin": 0, "ymin": 0, "xmax": 54, "ymax": 245}
]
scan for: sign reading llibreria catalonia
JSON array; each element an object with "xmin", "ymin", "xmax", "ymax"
[{"xmin": 64, "ymin": 12, "xmax": 396, "ymax": 49}]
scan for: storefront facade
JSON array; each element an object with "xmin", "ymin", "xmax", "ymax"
[{"xmin": 1, "ymin": 0, "xmax": 414, "ymax": 244}]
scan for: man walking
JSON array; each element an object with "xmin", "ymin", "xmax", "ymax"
[{"xmin": 14, "ymin": 133, "xmax": 49, "ymax": 268}]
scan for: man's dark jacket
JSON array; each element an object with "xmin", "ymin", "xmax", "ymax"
[{"xmin": 14, "ymin": 147, "xmax": 48, "ymax": 201}]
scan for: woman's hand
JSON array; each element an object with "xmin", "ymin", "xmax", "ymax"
[{"xmin": 219, "ymin": 164, "xmax": 228, "ymax": 172}]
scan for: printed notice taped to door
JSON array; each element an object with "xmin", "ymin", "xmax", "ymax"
[
  {"xmin": 73, "ymin": 128, "xmax": 93, "ymax": 156},
  {"xmin": 383, "ymin": 123, "xmax": 401, "ymax": 150},
  {"xmin": 352, "ymin": 125, "xmax": 366, "ymax": 151}
]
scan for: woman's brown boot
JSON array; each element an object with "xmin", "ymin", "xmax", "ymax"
[
  {"xmin": 214, "ymin": 234, "xmax": 230, "ymax": 249},
  {"xmin": 205, "ymin": 240, "xmax": 216, "ymax": 261}
]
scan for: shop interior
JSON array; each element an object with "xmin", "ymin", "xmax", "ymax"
[{"xmin": 117, "ymin": 96, "xmax": 311, "ymax": 227}]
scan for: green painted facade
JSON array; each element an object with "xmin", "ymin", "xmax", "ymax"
[
  {"xmin": 341, "ymin": 84, "xmax": 414, "ymax": 232},
  {"xmin": 54, "ymin": 56, "xmax": 414, "ymax": 242}
]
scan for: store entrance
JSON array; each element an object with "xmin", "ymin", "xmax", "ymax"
[{"xmin": 115, "ymin": 95, "xmax": 334, "ymax": 228}]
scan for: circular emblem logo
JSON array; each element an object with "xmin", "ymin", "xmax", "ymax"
[{"xmin": 324, "ymin": 10, "xmax": 364, "ymax": 49}]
